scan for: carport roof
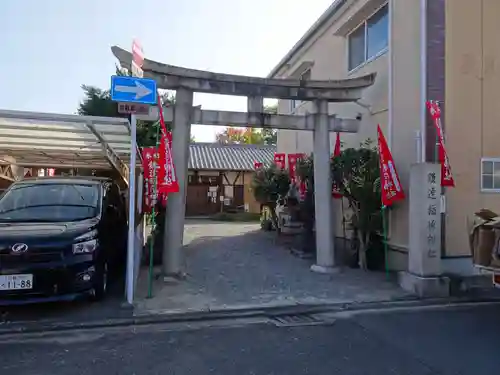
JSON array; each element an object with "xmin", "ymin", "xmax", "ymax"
[
  {"xmin": 0, "ymin": 109, "xmax": 137, "ymax": 183},
  {"xmin": 189, "ymin": 143, "xmax": 276, "ymax": 171}
]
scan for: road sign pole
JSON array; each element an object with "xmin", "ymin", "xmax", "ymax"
[
  {"xmin": 126, "ymin": 113, "xmax": 138, "ymax": 305},
  {"xmin": 113, "ymin": 39, "xmax": 150, "ymax": 303}
]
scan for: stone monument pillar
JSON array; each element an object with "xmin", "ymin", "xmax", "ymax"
[
  {"xmin": 163, "ymin": 87, "xmax": 194, "ymax": 279},
  {"xmin": 399, "ymin": 163, "xmax": 450, "ymax": 297}
]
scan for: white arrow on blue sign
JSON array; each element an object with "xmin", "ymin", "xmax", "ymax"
[{"xmin": 110, "ymin": 75, "xmax": 157, "ymax": 105}]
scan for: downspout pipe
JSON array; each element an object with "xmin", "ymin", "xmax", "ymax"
[
  {"xmin": 419, "ymin": 0, "xmax": 427, "ymax": 163},
  {"xmin": 388, "ymin": 0, "xmax": 393, "ymax": 148}
]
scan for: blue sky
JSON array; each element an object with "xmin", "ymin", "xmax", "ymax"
[{"xmin": 1, "ymin": 0, "xmax": 332, "ymax": 141}]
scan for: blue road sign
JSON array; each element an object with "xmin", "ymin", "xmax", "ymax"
[{"xmin": 110, "ymin": 75, "xmax": 157, "ymax": 105}]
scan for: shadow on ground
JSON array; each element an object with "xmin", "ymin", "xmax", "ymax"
[
  {"xmin": 0, "ymin": 221, "xmax": 412, "ymax": 327},
  {"xmin": 0, "ymin": 274, "xmax": 131, "ymax": 327},
  {"xmin": 135, "ymin": 222, "xmax": 413, "ymax": 315}
]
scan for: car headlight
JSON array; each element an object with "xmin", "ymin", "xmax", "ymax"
[
  {"xmin": 73, "ymin": 239, "xmax": 98, "ymax": 254},
  {"xmin": 73, "ymin": 230, "xmax": 98, "ymax": 254}
]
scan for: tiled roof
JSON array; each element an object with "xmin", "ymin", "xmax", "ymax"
[{"xmin": 189, "ymin": 143, "xmax": 276, "ymax": 171}]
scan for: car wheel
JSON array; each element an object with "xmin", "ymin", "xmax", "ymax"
[{"xmin": 91, "ymin": 261, "xmax": 108, "ymax": 301}]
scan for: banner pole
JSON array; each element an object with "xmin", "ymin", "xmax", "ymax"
[
  {"xmin": 147, "ymin": 119, "xmax": 161, "ymax": 299},
  {"xmin": 377, "ymin": 124, "xmax": 404, "ymax": 279},
  {"xmin": 340, "ymin": 198, "xmax": 347, "ymax": 254},
  {"xmin": 381, "ymin": 205, "xmax": 389, "ymax": 280}
]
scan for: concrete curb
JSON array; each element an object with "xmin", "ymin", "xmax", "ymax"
[{"xmin": 1, "ymin": 294, "xmax": 500, "ymax": 336}]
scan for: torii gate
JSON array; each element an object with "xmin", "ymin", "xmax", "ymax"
[{"xmin": 112, "ymin": 46, "xmax": 375, "ymax": 278}]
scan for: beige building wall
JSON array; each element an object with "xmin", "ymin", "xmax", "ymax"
[
  {"xmin": 445, "ymin": 0, "xmax": 500, "ymax": 258},
  {"xmin": 274, "ymin": 0, "xmax": 424, "ymax": 267}
]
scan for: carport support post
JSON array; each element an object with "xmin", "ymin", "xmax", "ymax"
[
  {"xmin": 311, "ymin": 100, "xmax": 337, "ymax": 273},
  {"xmin": 163, "ymin": 87, "xmax": 193, "ymax": 279}
]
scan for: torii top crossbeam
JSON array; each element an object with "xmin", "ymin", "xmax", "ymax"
[{"xmin": 111, "ymin": 46, "xmax": 375, "ymax": 102}]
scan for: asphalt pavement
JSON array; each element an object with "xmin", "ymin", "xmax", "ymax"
[
  {"xmin": 0, "ymin": 275, "xmax": 132, "ymax": 327},
  {"xmin": 1, "ymin": 302, "xmax": 500, "ymax": 375}
]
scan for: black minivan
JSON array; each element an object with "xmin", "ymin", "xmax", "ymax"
[{"xmin": 0, "ymin": 177, "xmax": 128, "ymax": 304}]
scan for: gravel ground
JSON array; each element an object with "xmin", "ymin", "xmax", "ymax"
[{"xmin": 135, "ymin": 221, "xmax": 411, "ymax": 314}]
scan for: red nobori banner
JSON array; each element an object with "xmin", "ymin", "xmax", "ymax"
[
  {"xmin": 331, "ymin": 132, "xmax": 342, "ymax": 199},
  {"xmin": 293, "ymin": 153, "xmax": 306, "ymax": 200},
  {"xmin": 157, "ymin": 94, "xmax": 180, "ymax": 194},
  {"xmin": 377, "ymin": 125, "xmax": 405, "ymax": 207},
  {"xmin": 142, "ymin": 147, "xmax": 158, "ymax": 213},
  {"xmin": 426, "ymin": 100, "xmax": 455, "ymax": 187},
  {"xmin": 274, "ymin": 153, "xmax": 286, "ymax": 169},
  {"xmin": 254, "ymin": 161, "xmax": 263, "ymax": 170},
  {"xmin": 299, "ymin": 181, "xmax": 307, "ymax": 200},
  {"xmin": 287, "ymin": 154, "xmax": 301, "ymax": 182},
  {"xmin": 157, "ymin": 129, "xmax": 179, "ymax": 194}
]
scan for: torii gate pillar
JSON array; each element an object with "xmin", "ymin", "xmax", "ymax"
[
  {"xmin": 311, "ymin": 100, "xmax": 336, "ymax": 273},
  {"xmin": 164, "ymin": 87, "xmax": 193, "ymax": 278}
]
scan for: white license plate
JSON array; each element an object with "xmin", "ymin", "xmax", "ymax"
[{"xmin": 0, "ymin": 274, "xmax": 33, "ymax": 290}]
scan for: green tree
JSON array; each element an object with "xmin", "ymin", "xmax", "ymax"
[
  {"xmin": 77, "ymin": 78, "xmax": 183, "ymax": 147},
  {"xmin": 215, "ymin": 103, "xmax": 278, "ymax": 145},
  {"xmin": 261, "ymin": 128, "xmax": 277, "ymax": 145},
  {"xmin": 261, "ymin": 104, "xmax": 278, "ymax": 145},
  {"xmin": 215, "ymin": 127, "xmax": 264, "ymax": 144},
  {"xmin": 296, "ymin": 140, "xmax": 386, "ymax": 270},
  {"xmin": 263, "ymin": 104, "xmax": 278, "ymax": 115},
  {"xmin": 331, "ymin": 140, "xmax": 383, "ymax": 269},
  {"xmin": 78, "ymin": 86, "xmax": 120, "ymax": 118}
]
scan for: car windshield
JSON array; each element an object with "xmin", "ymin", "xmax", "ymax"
[{"xmin": 0, "ymin": 183, "xmax": 100, "ymax": 222}]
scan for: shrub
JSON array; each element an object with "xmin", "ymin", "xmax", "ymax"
[{"xmin": 296, "ymin": 140, "xmax": 388, "ymax": 270}]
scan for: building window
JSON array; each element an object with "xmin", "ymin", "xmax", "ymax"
[
  {"xmin": 348, "ymin": 26, "xmax": 365, "ymax": 71},
  {"xmin": 347, "ymin": 4, "xmax": 388, "ymax": 71},
  {"xmin": 481, "ymin": 158, "xmax": 500, "ymax": 191}
]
